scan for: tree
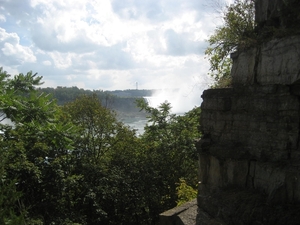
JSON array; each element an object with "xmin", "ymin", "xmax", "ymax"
[
  {"xmin": 0, "ymin": 67, "xmax": 82, "ymax": 224},
  {"xmin": 0, "ymin": 140, "xmax": 27, "ymax": 225},
  {"xmin": 205, "ymin": 0, "xmax": 256, "ymax": 87},
  {"xmin": 136, "ymin": 99, "xmax": 201, "ymax": 221},
  {"xmin": 63, "ymin": 94, "xmax": 143, "ymax": 224},
  {"xmin": 0, "ymin": 67, "xmax": 48, "ymax": 224},
  {"xmin": 0, "ymin": 66, "xmax": 202, "ymax": 224},
  {"xmin": 63, "ymin": 94, "xmax": 126, "ymax": 164},
  {"xmin": 176, "ymin": 178, "xmax": 197, "ymax": 206}
]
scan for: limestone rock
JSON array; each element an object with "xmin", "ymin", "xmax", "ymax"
[
  {"xmin": 257, "ymin": 36, "xmax": 300, "ymax": 85},
  {"xmin": 197, "ymin": 84, "xmax": 300, "ymax": 224},
  {"xmin": 231, "ymin": 36, "xmax": 300, "ymax": 86}
]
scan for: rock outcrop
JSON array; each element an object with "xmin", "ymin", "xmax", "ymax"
[
  {"xmin": 159, "ymin": 1, "xmax": 300, "ymax": 224},
  {"xmin": 159, "ymin": 199, "xmax": 198, "ymax": 225},
  {"xmin": 198, "ymin": 84, "xmax": 300, "ymax": 224},
  {"xmin": 196, "ymin": 0, "xmax": 300, "ymax": 224},
  {"xmin": 231, "ymin": 36, "xmax": 300, "ymax": 86}
]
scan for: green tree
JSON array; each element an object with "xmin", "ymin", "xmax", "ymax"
[
  {"xmin": 176, "ymin": 178, "xmax": 197, "ymax": 206},
  {"xmin": 1, "ymin": 66, "xmax": 202, "ymax": 224},
  {"xmin": 0, "ymin": 140, "xmax": 26, "ymax": 225},
  {"xmin": 136, "ymin": 99, "xmax": 201, "ymax": 221},
  {"xmin": 63, "ymin": 94, "xmax": 142, "ymax": 224},
  {"xmin": 0, "ymin": 68, "xmax": 82, "ymax": 224},
  {"xmin": 63, "ymin": 94, "xmax": 126, "ymax": 164},
  {"xmin": 205, "ymin": 0, "xmax": 256, "ymax": 87},
  {"xmin": 0, "ymin": 67, "xmax": 47, "ymax": 224},
  {"xmin": 102, "ymin": 136, "xmax": 152, "ymax": 225}
]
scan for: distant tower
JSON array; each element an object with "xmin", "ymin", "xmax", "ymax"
[{"xmin": 136, "ymin": 82, "xmax": 138, "ymax": 90}]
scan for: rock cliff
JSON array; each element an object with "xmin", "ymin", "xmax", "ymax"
[
  {"xmin": 159, "ymin": 1, "xmax": 300, "ymax": 224},
  {"xmin": 198, "ymin": 84, "xmax": 300, "ymax": 224},
  {"xmin": 197, "ymin": 0, "xmax": 300, "ymax": 224}
]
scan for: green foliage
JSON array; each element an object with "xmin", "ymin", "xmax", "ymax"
[
  {"xmin": 39, "ymin": 87, "xmax": 156, "ymax": 106},
  {"xmin": 205, "ymin": 0, "xmax": 256, "ymax": 87},
  {"xmin": 1, "ymin": 66, "xmax": 202, "ymax": 224},
  {"xmin": 136, "ymin": 98, "xmax": 201, "ymax": 218},
  {"xmin": 63, "ymin": 94, "xmax": 150, "ymax": 224},
  {"xmin": 0, "ymin": 67, "xmax": 80, "ymax": 224},
  {"xmin": 38, "ymin": 86, "xmax": 95, "ymax": 105},
  {"xmin": 0, "ymin": 151, "xmax": 26, "ymax": 224},
  {"xmin": 63, "ymin": 94, "xmax": 126, "ymax": 164},
  {"xmin": 38, "ymin": 86, "xmax": 149, "ymax": 119},
  {"xmin": 176, "ymin": 178, "xmax": 197, "ymax": 206},
  {"xmin": 0, "ymin": 67, "xmax": 47, "ymax": 224}
]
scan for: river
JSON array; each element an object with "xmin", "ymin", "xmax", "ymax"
[
  {"xmin": 122, "ymin": 112, "xmax": 186, "ymax": 136},
  {"xmin": 122, "ymin": 117, "xmax": 148, "ymax": 135}
]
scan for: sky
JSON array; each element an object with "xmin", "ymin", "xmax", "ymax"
[{"xmin": 0, "ymin": 0, "xmax": 229, "ymax": 110}]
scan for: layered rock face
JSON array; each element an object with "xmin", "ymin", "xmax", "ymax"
[
  {"xmin": 231, "ymin": 36, "xmax": 300, "ymax": 86},
  {"xmin": 198, "ymin": 85, "xmax": 300, "ymax": 224},
  {"xmin": 197, "ymin": 0, "xmax": 300, "ymax": 224}
]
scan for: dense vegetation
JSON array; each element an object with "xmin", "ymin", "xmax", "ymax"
[
  {"xmin": 0, "ymin": 68, "xmax": 200, "ymax": 225},
  {"xmin": 205, "ymin": 0, "xmax": 255, "ymax": 87},
  {"xmin": 38, "ymin": 86, "xmax": 157, "ymax": 120},
  {"xmin": 39, "ymin": 86, "xmax": 156, "ymax": 105},
  {"xmin": 38, "ymin": 86, "xmax": 154, "ymax": 108}
]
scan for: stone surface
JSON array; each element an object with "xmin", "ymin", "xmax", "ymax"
[
  {"xmin": 197, "ymin": 185, "xmax": 300, "ymax": 225},
  {"xmin": 196, "ymin": 83, "xmax": 300, "ymax": 224},
  {"xmin": 200, "ymin": 85, "xmax": 299, "ymax": 162},
  {"xmin": 257, "ymin": 36, "xmax": 300, "ymax": 85},
  {"xmin": 159, "ymin": 199, "xmax": 226, "ymax": 225},
  {"xmin": 255, "ymin": 0, "xmax": 300, "ymax": 29},
  {"xmin": 231, "ymin": 36, "xmax": 300, "ymax": 86},
  {"xmin": 159, "ymin": 199, "xmax": 198, "ymax": 225},
  {"xmin": 231, "ymin": 48, "xmax": 257, "ymax": 86},
  {"xmin": 255, "ymin": 0, "xmax": 283, "ymax": 25},
  {"xmin": 161, "ymin": 2, "xmax": 300, "ymax": 224}
]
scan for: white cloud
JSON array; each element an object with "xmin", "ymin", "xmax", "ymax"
[
  {"xmin": 48, "ymin": 51, "xmax": 74, "ymax": 69},
  {"xmin": 0, "ymin": 0, "xmax": 219, "ymax": 105},
  {"xmin": 42, "ymin": 60, "xmax": 51, "ymax": 66},
  {"xmin": 30, "ymin": 0, "xmax": 136, "ymax": 51},
  {"xmin": 0, "ymin": 14, "xmax": 5, "ymax": 22},
  {"xmin": 0, "ymin": 28, "xmax": 19, "ymax": 44},
  {"xmin": 0, "ymin": 28, "xmax": 36, "ymax": 65}
]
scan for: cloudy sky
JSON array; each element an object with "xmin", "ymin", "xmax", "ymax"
[{"xmin": 0, "ymin": 0, "xmax": 229, "ymax": 108}]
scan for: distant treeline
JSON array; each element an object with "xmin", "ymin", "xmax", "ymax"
[{"xmin": 38, "ymin": 86, "xmax": 158, "ymax": 117}]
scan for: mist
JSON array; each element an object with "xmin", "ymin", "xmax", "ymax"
[{"xmin": 145, "ymin": 86, "xmax": 204, "ymax": 114}]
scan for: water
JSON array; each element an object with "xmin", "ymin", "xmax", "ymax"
[
  {"xmin": 123, "ymin": 112, "xmax": 186, "ymax": 136},
  {"xmin": 123, "ymin": 88, "xmax": 202, "ymax": 134},
  {"xmin": 125, "ymin": 118, "xmax": 148, "ymax": 135}
]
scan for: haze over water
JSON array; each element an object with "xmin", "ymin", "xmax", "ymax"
[
  {"xmin": 126, "ymin": 87, "xmax": 204, "ymax": 135},
  {"xmin": 145, "ymin": 87, "xmax": 203, "ymax": 113}
]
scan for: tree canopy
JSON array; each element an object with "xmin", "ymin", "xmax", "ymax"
[
  {"xmin": 205, "ymin": 0, "xmax": 256, "ymax": 87},
  {"xmin": 0, "ymin": 67, "xmax": 201, "ymax": 224}
]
